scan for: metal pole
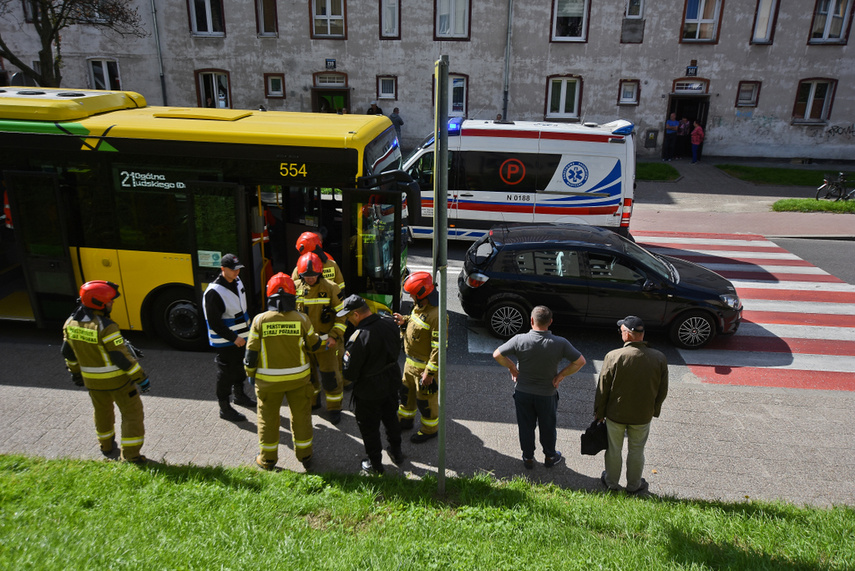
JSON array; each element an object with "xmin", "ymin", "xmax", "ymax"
[
  {"xmin": 433, "ymin": 55, "xmax": 449, "ymax": 495},
  {"xmin": 501, "ymin": 0, "xmax": 514, "ymax": 121},
  {"xmin": 150, "ymin": 0, "xmax": 168, "ymax": 105}
]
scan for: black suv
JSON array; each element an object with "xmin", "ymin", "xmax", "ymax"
[{"xmin": 458, "ymin": 224, "xmax": 742, "ymax": 349}]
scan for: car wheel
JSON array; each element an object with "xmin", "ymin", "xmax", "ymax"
[
  {"xmin": 486, "ymin": 301, "xmax": 529, "ymax": 339},
  {"xmin": 151, "ymin": 288, "xmax": 207, "ymax": 351},
  {"xmin": 670, "ymin": 310, "xmax": 715, "ymax": 349}
]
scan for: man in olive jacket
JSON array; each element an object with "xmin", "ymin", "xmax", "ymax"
[{"xmin": 595, "ymin": 316, "xmax": 668, "ymax": 494}]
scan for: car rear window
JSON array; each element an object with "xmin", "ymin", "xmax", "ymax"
[{"xmin": 468, "ymin": 235, "xmax": 496, "ymax": 265}]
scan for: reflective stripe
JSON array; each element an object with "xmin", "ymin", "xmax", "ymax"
[
  {"xmin": 80, "ymin": 364, "xmax": 121, "ymax": 374},
  {"xmin": 398, "ymin": 406, "xmax": 416, "ymax": 418},
  {"xmin": 260, "ymin": 442, "xmax": 278, "ymax": 452},
  {"xmin": 411, "ymin": 314, "xmax": 430, "ymax": 329},
  {"xmin": 406, "ymin": 356, "xmax": 426, "ymax": 368},
  {"xmin": 256, "ymin": 363, "xmax": 310, "ymax": 377},
  {"xmin": 301, "ymin": 298, "xmax": 329, "ymax": 306},
  {"xmin": 333, "ymin": 322, "xmax": 347, "ymax": 333},
  {"xmin": 325, "ymin": 392, "xmax": 343, "ymax": 403},
  {"xmin": 294, "ymin": 437, "xmax": 313, "ymax": 449},
  {"xmin": 421, "ymin": 416, "xmax": 439, "ymax": 427},
  {"xmin": 103, "ymin": 331, "xmax": 122, "ymax": 344},
  {"xmin": 121, "ymin": 436, "xmax": 144, "ymax": 447},
  {"xmin": 96, "ymin": 429, "xmax": 115, "ymax": 440}
]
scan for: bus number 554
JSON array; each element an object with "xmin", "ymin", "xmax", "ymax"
[{"xmin": 280, "ymin": 163, "xmax": 308, "ymax": 178}]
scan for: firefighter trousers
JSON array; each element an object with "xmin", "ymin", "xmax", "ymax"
[
  {"xmin": 88, "ymin": 381, "xmax": 145, "ymax": 461},
  {"xmin": 308, "ymin": 348, "xmax": 343, "ymax": 411},
  {"xmin": 255, "ymin": 381, "xmax": 314, "ymax": 463},
  {"xmin": 398, "ymin": 361, "xmax": 439, "ymax": 435}
]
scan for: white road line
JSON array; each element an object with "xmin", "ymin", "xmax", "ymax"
[
  {"xmin": 736, "ymin": 322, "xmax": 855, "ymax": 341},
  {"xmin": 741, "ymin": 299, "xmax": 855, "ymax": 315},
  {"xmin": 646, "ymin": 247, "xmax": 802, "ymax": 261},
  {"xmin": 701, "ymin": 263, "xmax": 830, "ymax": 275},
  {"xmin": 731, "ymin": 280, "xmax": 855, "ymax": 292},
  {"xmin": 677, "ymin": 350, "xmax": 855, "ymax": 373},
  {"xmin": 637, "ymin": 236, "xmax": 782, "ymax": 247}
]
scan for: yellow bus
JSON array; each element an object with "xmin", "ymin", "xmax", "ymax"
[{"xmin": 0, "ymin": 87, "xmax": 416, "ymax": 349}]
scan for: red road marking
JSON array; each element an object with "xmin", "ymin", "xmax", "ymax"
[
  {"xmin": 688, "ymin": 366, "xmax": 855, "ymax": 391},
  {"xmin": 705, "ymin": 335, "xmax": 855, "ymax": 356},
  {"xmin": 742, "ymin": 311, "xmax": 852, "ymax": 327},
  {"xmin": 736, "ymin": 288, "xmax": 855, "ymax": 303}
]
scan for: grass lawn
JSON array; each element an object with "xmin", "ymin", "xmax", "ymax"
[
  {"xmin": 716, "ymin": 165, "xmax": 854, "ymax": 187},
  {"xmin": 636, "ymin": 162, "xmax": 680, "ymax": 181},
  {"xmin": 773, "ymin": 198, "xmax": 855, "ymax": 213},
  {"xmin": 2, "ymin": 455, "xmax": 853, "ymax": 570}
]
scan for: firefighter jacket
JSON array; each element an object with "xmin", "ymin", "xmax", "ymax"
[
  {"xmin": 203, "ymin": 275, "xmax": 250, "ymax": 348},
  {"xmin": 244, "ymin": 309, "xmax": 323, "ymax": 389},
  {"xmin": 61, "ymin": 307, "xmax": 145, "ymax": 391},
  {"xmin": 401, "ymin": 303, "xmax": 441, "ymax": 374},
  {"xmin": 291, "ymin": 255, "xmax": 345, "ymax": 293},
  {"xmin": 294, "ymin": 276, "xmax": 347, "ymax": 341}
]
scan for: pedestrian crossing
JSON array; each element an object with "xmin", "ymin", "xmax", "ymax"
[{"xmin": 636, "ymin": 231, "xmax": 855, "ymax": 392}]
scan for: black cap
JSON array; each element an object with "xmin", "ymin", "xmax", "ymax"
[
  {"xmin": 617, "ymin": 315, "xmax": 644, "ymax": 332},
  {"xmin": 336, "ymin": 294, "xmax": 368, "ymax": 317},
  {"xmin": 220, "ymin": 253, "xmax": 244, "ymax": 270}
]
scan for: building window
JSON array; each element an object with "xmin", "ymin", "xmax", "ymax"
[
  {"xmin": 257, "ymin": 0, "xmax": 278, "ymax": 36},
  {"xmin": 448, "ymin": 74, "xmax": 467, "ymax": 116},
  {"xmin": 435, "ymin": 0, "xmax": 469, "ymax": 40},
  {"xmin": 190, "ymin": 0, "xmax": 225, "ymax": 36},
  {"xmin": 377, "ymin": 76, "xmax": 397, "ymax": 100},
  {"xmin": 809, "ymin": 0, "xmax": 852, "ymax": 44},
  {"xmin": 380, "ymin": 0, "xmax": 400, "ymax": 39},
  {"xmin": 751, "ymin": 0, "xmax": 779, "ymax": 44},
  {"xmin": 617, "ymin": 80, "xmax": 639, "ymax": 105},
  {"xmin": 196, "ymin": 70, "xmax": 231, "ymax": 108},
  {"xmin": 626, "ymin": 0, "xmax": 644, "ymax": 18},
  {"xmin": 681, "ymin": 0, "xmax": 722, "ymax": 42},
  {"xmin": 89, "ymin": 59, "xmax": 121, "ymax": 90},
  {"xmin": 735, "ymin": 81, "xmax": 761, "ymax": 107},
  {"xmin": 546, "ymin": 75, "xmax": 581, "ymax": 119},
  {"xmin": 315, "ymin": 72, "xmax": 347, "ymax": 87},
  {"xmin": 552, "ymin": 0, "xmax": 590, "ymax": 42},
  {"xmin": 793, "ymin": 79, "xmax": 836, "ymax": 122},
  {"xmin": 311, "ymin": 0, "xmax": 346, "ymax": 39},
  {"xmin": 23, "ymin": 0, "xmax": 38, "ymax": 22},
  {"xmin": 265, "ymin": 73, "xmax": 285, "ymax": 98}
]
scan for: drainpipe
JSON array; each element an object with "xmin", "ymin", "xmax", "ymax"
[
  {"xmin": 150, "ymin": 0, "xmax": 168, "ymax": 105},
  {"xmin": 501, "ymin": 0, "xmax": 514, "ymax": 121}
]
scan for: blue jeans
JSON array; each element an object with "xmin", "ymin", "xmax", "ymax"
[
  {"xmin": 691, "ymin": 143, "xmax": 700, "ymax": 163},
  {"xmin": 513, "ymin": 390, "xmax": 559, "ymax": 459}
]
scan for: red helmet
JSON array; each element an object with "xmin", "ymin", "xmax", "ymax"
[
  {"xmin": 295, "ymin": 232, "xmax": 322, "ymax": 255},
  {"xmin": 266, "ymin": 272, "xmax": 296, "ymax": 297},
  {"xmin": 297, "ymin": 252, "xmax": 323, "ymax": 277},
  {"xmin": 80, "ymin": 280, "xmax": 120, "ymax": 310},
  {"xmin": 403, "ymin": 271, "xmax": 435, "ymax": 301}
]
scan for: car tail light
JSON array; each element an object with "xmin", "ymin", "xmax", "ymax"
[
  {"xmin": 620, "ymin": 198, "xmax": 633, "ymax": 228},
  {"xmin": 466, "ymin": 272, "xmax": 489, "ymax": 288}
]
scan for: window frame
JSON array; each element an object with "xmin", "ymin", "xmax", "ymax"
[
  {"xmin": 617, "ymin": 79, "xmax": 640, "ymax": 106},
  {"xmin": 195, "ymin": 69, "xmax": 232, "ymax": 109},
  {"xmin": 545, "ymin": 75, "xmax": 583, "ymax": 120},
  {"xmin": 23, "ymin": 0, "xmax": 38, "ymax": 22},
  {"xmin": 808, "ymin": 0, "xmax": 853, "ymax": 44},
  {"xmin": 626, "ymin": 0, "xmax": 644, "ymax": 19},
  {"xmin": 750, "ymin": 0, "xmax": 780, "ymax": 44},
  {"xmin": 380, "ymin": 0, "xmax": 400, "ymax": 39},
  {"xmin": 188, "ymin": 0, "xmax": 226, "ymax": 37},
  {"xmin": 265, "ymin": 73, "xmax": 285, "ymax": 99},
  {"xmin": 377, "ymin": 75, "xmax": 398, "ymax": 100},
  {"xmin": 680, "ymin": 0, "xmax": 723, "ymax": 44},
  {"xmin": 792, "ymin": 78, "xmax": 837, "ymax": 123},
  {"xmin": 551, "ymin": 0, "xmax": 591, "ymax": 42},
  {"xmin": 256, "ymin": 0, "xmax": 279, "ymax": 37},
  {"xmin": 735, "ymin": 81, "xmax": 761, "ymax": 107},
  {"xmin": 448, "ymin": 73, "xmax": 468, "ymax": 117},
  {"xmin": 88, "ymin": 58, "xmax": 121, "ymax": 91},
  {"xmin": 434, "ymin": 0, "xmax": 470, "ymax": 41},
  {"xmin": 310, "ymin": 0, "xmax": 347, "ymax": 40}
]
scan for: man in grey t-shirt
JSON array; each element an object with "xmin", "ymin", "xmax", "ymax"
[{"xmin": 493, "ymin": 306, "xmax": 586, "ymax": 470}]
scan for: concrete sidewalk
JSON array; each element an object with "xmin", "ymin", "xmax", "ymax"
[{"xmin": 631, "ymin": 158, "xmax": 854, "ymax": 238}]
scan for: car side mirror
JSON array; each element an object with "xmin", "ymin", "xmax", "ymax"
[{"xmin": 642, "ymin": 279, "xmax": 659, "ymax": 292}]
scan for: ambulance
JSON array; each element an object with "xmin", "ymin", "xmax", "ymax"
[{"xmin": 403, "ymin": 117, "xmax": 635, "ymax": 239}]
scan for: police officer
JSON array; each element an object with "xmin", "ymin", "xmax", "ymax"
[
  {"xmin": 245, "ymin": 273, "xmax": 327, "ymax": 470},
  {"xmin": 291, "ymin": 231, "xmax": 345, "ymax": 293},
  {"xmin": 61, "ymin": 281, "xmax": 149, "ymax": 463},
  {"xmin": 294, "ymin": 252, "xmax": 347, "ymax": 424},
  {"xmin": 339, "ymin": 295, "xmax": 404, "ymax": 474},
  {"xmin": 393, "ymin": 271, "xmax": 444, "ymax": 444},
  {"xmin": 203, "ymin": 253, "xmax": 255, "ymax": 422}
]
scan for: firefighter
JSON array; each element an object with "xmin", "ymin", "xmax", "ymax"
[
  {"xmin": 245, "ymin": 273, "xmax": 327, "ymax": 470},
  {"xmin": 294, "ymin": 252, "xmax": 348, "ymax": 424},
  {"xmin": 291, "ymin": 231, "xmax": 345, "ymax": 293},
  {"xmin": 202, "ymin": 253, "xmax": 255, "ymax": 422},
  {"xmin": 61, "ymin": 280, "xmax": 149, "ymax": 463},
  {"xmin": 393, "ymin": 271, "xmax": 444, "ymax": 444}
]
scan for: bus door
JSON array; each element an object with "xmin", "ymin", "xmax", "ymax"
[
  {"xmin": 2, "ymin": 171, "xmax": 77, "ymax": 325},
  {"xmin": 341, "ymin": 187, "xmax": 406, "ymax": 313}
]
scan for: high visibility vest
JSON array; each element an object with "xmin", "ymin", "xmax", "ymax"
[{"xmin": 203, "ymin": 278, "xmax": 250, "ymax": 347}]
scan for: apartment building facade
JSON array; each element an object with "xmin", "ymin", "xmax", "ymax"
[{"xmin": 1, "ymin": 0, "xmax": 852, "ymax": 159}]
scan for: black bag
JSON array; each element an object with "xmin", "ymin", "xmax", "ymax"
[{"xmin": 580, "ymin": 420, "xmax": 608, "ymax": 455}]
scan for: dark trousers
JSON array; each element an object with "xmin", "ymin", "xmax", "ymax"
[
  {"xmin": 215, "ymin": 345, "xmax": 246, "ymax": 402},
  {"xmin": 513, "ymin": 390, "xmax": 559, "ymax": 459},
  {"xmin": 664, "ymin": 133, "xmax": 677, "ymax": 159},
  {"xmin": 355, "ymin": 392, "xmax": 402, "ymax": 466}
]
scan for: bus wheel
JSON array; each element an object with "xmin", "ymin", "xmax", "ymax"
[
  {"xmin": 486, "ymin": 300, "xmax": 529, "ymax": 339},
  {"xmin": 152, "ymin": 289, "xmax": 206, "ymax": 351}
]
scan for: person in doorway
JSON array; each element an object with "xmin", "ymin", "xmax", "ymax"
[
  {"xmin": 389, "ymin": 107, "xmax": 404, "ymax": 140},
  {"xmin": 595, "ymin": 316, "xmax": 668, "ymax": 494},
  {"xmin": 676, "ymin": 117, "xmax": 691, "ymax": 159},
  {"xmin": 203, "ymin": 253, "xmax": 255, "ymax": 422},
  {"xmin": 339, "ymin": 295, "xmax": 404, "ymax": 475},
  {"xmin": 663, "ymin": 112, "xmax": 679, "ymax": 161},
  {"xmin": 366, "ymin": 101, "xmax": 384, "ymax": 115},
  {"xmin": 691, "ymin": 120, "xmax": 705, "ymax": 164},
  {"xmin": 493, "ymin": 305, "xmax": 586, "ymax": 470},
  {"xmin": 61, "ymin": 280, "xmax": 149, "ymax": 464}
]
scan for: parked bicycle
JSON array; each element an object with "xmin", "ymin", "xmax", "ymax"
[{"xmin": 815, "ymin": 172, "xmax": 854, "ymax": 201}]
